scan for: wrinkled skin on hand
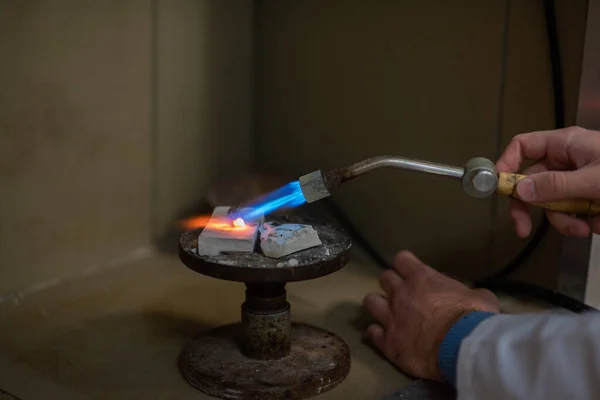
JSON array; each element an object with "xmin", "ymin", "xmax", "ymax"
[
  {"xmin": 496, "ymin": 126, "xmax": 600, "ymax": 237},
  {"xmin": 362, "ymin": 251, "xmax": 500, "ymax": 381},
  {"xmin": 363, "ymin": 127, "xmax": 600, "ymax": 381}
]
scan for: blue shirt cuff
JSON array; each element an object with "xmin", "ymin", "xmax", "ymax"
[{"xmin": 438, "ymin": 311, "xmax": 497, "ymax": 386}]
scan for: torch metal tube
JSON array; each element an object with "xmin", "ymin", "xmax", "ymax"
[
  {"xmin": 299, "ymin": 155, "xmax": 465, "ymax": 203},
  {"xmin": 340, "ymin": 156, "xmax": 464, "ymax": 181}
]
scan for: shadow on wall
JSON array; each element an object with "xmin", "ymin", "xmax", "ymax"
[
  {"xmin": 0, "ymin": 0, "xmax": 154, "ymax": 295},
  {"xmin": 152, "ymin": 200, "xmax": 210, "ymax": 254},
  {"xmin": 151, "ymin": 0, "xmax": 253, "ymax": 251}
]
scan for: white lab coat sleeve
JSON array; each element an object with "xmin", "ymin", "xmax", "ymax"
[{"xmin": 456, "ymin": 311, "xmax": 600, "ymax": 400}]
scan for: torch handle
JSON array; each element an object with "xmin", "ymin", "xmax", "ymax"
[{"xmin": 496, "ymin": 172, "xmax": 600, "ymax": 215}]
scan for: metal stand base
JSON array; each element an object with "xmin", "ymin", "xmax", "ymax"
[
  {"xmin": 179, "ymin": 322, "xmax": 351, "ymax": 400},
  {"xmin": 178, "ymin": 217, "xmax": 353, "ymax": 398}
]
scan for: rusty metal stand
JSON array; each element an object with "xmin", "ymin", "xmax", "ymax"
[
  {"xmin": 178, "ymin": 217, "xmax": 352, "ymax": 399},
  {"xmin": 241, "ymin": 283, "xmax": 291, "ymax": 359}
]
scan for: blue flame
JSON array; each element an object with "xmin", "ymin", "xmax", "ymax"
[{"xmin": 242, "ymin": 181, "xmax": 306, "ymax": 222}]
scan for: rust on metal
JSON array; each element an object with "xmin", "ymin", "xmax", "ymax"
[
  {"xmin": 244, "ymin": 283, "xmax": 287, "ymax": 310},
  {"xmin": 242, "ymin": 304, "xmax": 291, "ymax": 360},
  {"xmin": 241, "ymin": 282, "xmax": 291, "ymax": 360},
  {"xmin": 178, "ymin": 215, "xmax": 353, "ymax": 399},
  {"xmin": 322, "ymin": 156, "xmax": 394, "ymax": 191},
  {"xmin": 322, "ymin": 155, "xmax": 465, "ymax": 195},
  {"xmin": 321, "ymin": 157, "xmax": 388, "ymax": 192},
  {"xmin": 322, "ymin": 168, "xmax": 345, "ymax": 193},
  {"xmin": 179, "ymin": 323, "xmax": 351, "ymax": 400}
]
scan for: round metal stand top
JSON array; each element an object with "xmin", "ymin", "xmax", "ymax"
[{"xmin": 179, "ymin": 216, "xmax": 352, "ymax": 283}]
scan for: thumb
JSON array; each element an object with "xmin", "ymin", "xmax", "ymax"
[{"xmin": 516, "ymin": 170, "xmax": 590, "ymax": 202}]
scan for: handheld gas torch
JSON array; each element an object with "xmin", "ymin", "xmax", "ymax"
[{"xmin": 297, "ymin": 155, "xmax": 600, "ymax": 215}]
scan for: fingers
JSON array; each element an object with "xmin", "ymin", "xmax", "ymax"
[
  {"xmin": 496, "ymin": 131, "xmax": 551, "ymax": 172},
  {"xmin": 363, "ymin": 293, "xmax": 391, "ymax": 326},
  {"xmin": 379, "ymin": 269, "xmax": 403, "ymax": 295},
  {"xmin": 496, "ymin": 128, "xmax": 583, "ymax": 173},
  {"xmin": 498, "ymin": 129, "xmax": 600, "ymax": 202},
  {"xmin": 507, "ymin": 162, "xmax": 546, "ymax": 237},
  {"xmin": 523, "ymin": 161, "xmax": 549, "ymax": 175},
  {"xmin": 546, "ymin": 211, "xmax": 590, "ymax": 237},
  {"xmin": 472, "ymin": 288, "xmax": 501, "ymax": 310},
  {"xmin": 367, "ymin": 323, "xmax": 385, "ymax": 349},
  {"xmin": 511, "ymin": 160, "xmax": 596, "ymax": 237},
  {"xmin": 393, "ymin": 251, "xmax": 428, "ymax": 279},
  {"xmin": 509, "ymin": 198, "xmax": 532, "ymax": 237},
  {"xmin": 515, "ymin": 168, "xmax": 600, "ymax": 202},
  {"xmin": 591, "ymin": 216, "xmax": 600, "ymax": 235},
  {"xmin": 511, "ymin": 196, "xmax": 592, "ymax": 237}
]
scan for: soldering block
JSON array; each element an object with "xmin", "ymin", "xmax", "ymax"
[
  {"xmin": 197, "ymin": 206, "xmax": 263, "ymax": 256},
  {"xmin": 258, "ymin": 223, "xmax": 322, "ymax": 259}
]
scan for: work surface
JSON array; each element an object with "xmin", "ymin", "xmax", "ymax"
[{"xmin": 0, "ymin": 253, "xmax": 546, "ymax": 399}]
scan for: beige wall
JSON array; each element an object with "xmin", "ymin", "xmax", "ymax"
[
  {"xmin": 0, "ymin": 0, "xmax": 587, "ymax": 296},
  {"xmin": 255, "ymin": 0, "xmax": 587, "ymax": 280},
  {"xmin": 0, "ymin": 0, "xmax": 253, "ymax": 296},
  {"xmin": 0, "ymin": 0, "xmax": 152, "ymax": 295},
  {"xmin": 153, "ymin": 0, "xmax": 253, "ymax": 238}
]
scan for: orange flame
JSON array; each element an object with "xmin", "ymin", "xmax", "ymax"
[
  {"xmin": 179, "ymin": 214, "xmax": 250, "ymax": 233},
  {"xmin": 179, "ymin": 215, "xmax": 212, "ymax": 230}
]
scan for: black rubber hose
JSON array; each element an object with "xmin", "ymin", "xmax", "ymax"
[
  {"xmin": 476, "ymin": 0, "xmax": 558, "ymax": 284},
  {"xmin": 475, "ymin": 0, "xmax": 596, "ymax": 314},
  {"xmin": 325, "ymin": 0, "xmax": 595, "ymax": 314},
  {"xmin": 543, "ymin": 0, "xmax": 566, "ymax": 129},
  {"xmin": 476, "ymin": 218, "xmax": 549, "ymax": 282}
]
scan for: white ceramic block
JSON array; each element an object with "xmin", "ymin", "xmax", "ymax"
[
  {"xmin": 197, "ymin": 206, "xmax": 262, "ymax": 256},
  {"xmin": 259, "ymin": 223, "xmax": 322, "ymax": 258}
]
